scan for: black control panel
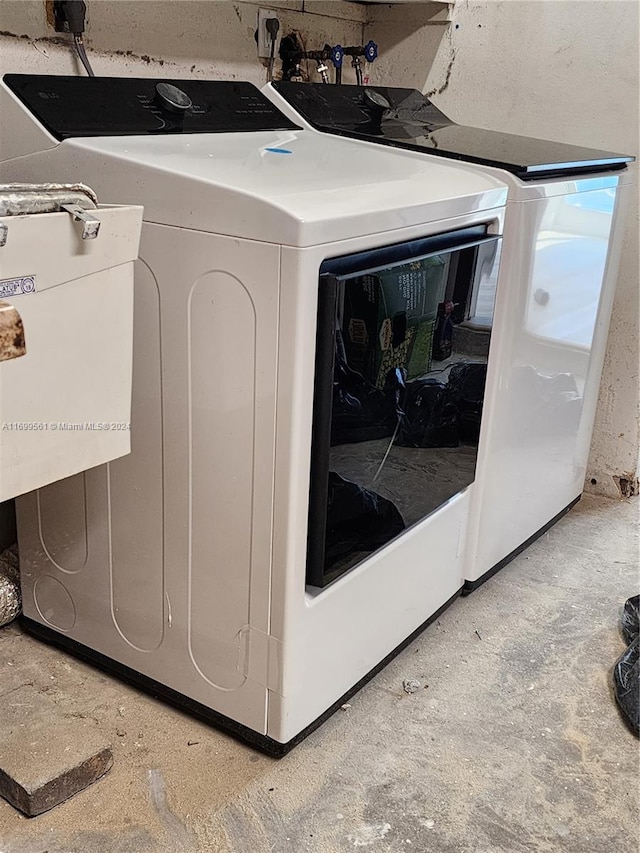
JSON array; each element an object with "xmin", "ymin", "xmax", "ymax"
[
  {"xmin": 275, "ymin": 82, "xmax": 451, "ymax": 135},
  {"xmin": 4, "ymin": 75, "xmax": 301, "ymax": 139},
  {"xmin": 273, "ymin": 81, "xmax": 633, "ymax": 179}
]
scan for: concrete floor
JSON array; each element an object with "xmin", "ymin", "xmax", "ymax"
[{"xmin": 0, "ymin": 494, "xmax": 638, "ymax": 853}]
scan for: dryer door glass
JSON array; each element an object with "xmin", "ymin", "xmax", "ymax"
[{"xmin": 307, "ymin": 228, "xmax": 502, "ymax": 587}]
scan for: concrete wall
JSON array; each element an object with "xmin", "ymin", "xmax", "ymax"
[
  {"xmin": 1, "ymin": 0, "xmax": 637, "ymax": 501},
  {"xmin": 0, "ymin": 0, "xmax": 384, "ymax": 83},
  {"xmin": 373, "ymin": 0, "xmax": 639, "ymax": 499}
]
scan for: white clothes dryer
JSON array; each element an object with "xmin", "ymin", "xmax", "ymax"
[
  {"xmin": 263, "ymin": 81, "xmax": 634, "ymax": 591},
  {"xmin": 0, "ymin": 75, "xmax": 508, "ymax": 752}
]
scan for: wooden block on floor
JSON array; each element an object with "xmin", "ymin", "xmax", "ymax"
[{"xmin": 0, "ymin": 684, "xmax": 113, "ymax": 817}]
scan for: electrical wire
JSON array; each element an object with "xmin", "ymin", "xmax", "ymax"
[
  {"xmin": 267, "ymin": 35, "xmax": 276, "ymax": 83},
  {"xmin": 74, "ymin": 33, "xmax": 95, "ymax": 77},
  {"xmin": 371, "ymin": 417, "xmax": 401, "ymax": 485}
]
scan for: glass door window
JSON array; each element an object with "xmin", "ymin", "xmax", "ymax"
[{"xmin": 307, "ymin": 226, "xmax": 502, "ymax": 587}]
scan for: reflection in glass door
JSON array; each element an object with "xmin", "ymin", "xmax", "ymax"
[{"xmin": 307, "ymin": 227, "xmax": 502, "ymax": 587}]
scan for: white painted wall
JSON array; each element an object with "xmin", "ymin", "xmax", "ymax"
[{"xmin": 369, "ymin": 0, "xmax": 639, "ymax": 498}]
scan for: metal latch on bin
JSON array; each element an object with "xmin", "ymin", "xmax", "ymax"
[
  {"xmin": 0, "ymin": 183, "xmax": 101, "ymax": 243},
  {"xmin": 60, "ymin": 203, "xmax": 101, "ymax": 240}
]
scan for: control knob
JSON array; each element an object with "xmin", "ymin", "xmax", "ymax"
[
  {"xmin": 363, "ymin": 88, "xmax": 391, "ymax": 111},
  {"xmin": 155, "ymin": 82, "xmax": 192, "ymax": 114}
]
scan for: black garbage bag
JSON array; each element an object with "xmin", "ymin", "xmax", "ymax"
[
  {"xmin": 432, "ymin": 301, "xmax": 455, "ymax": 362},
  {"xmin": 621, "ymin": 595, "xmax": 640, "ymax": 645},
  {"xmin": 613, "ymin": 637, "xmax": 640, "ymax": 737},
  {"xmin": 447, "ymin": 362, "xmax": 487, "ymax": 443},
  {"xmin": 331, "ymin": 333, "xmax": 397, "ymax": 445},
  {"xmin": 396, "ymin": 378, "xmax": 459, "ymax": 448},
  {"xmin": 325, "ymin": 472, "xmax": 406, "ymax": 566}
]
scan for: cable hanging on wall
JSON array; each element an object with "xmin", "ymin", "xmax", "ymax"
[
  {"xmin": 73, "ymin": 32, "xmax": 95, "ymax": 77},
  {"xmin": 53, "ymin": 0, "xmax": 95, "ymax": 77}
]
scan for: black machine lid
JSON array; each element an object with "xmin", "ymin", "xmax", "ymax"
[
  {"xmin": 4, "ymin": 75, "xmax": 300, "ymax": 139},
  {"xmin": 273, "ymin": 82, "xmax": 633, "ymax": 180}
]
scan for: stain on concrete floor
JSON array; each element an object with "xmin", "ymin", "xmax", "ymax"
[{"xmin": 0, "ymin": 494, "xmax": 638, "ymax": 852}]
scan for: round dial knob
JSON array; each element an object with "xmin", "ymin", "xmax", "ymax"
[
  {"xmin": 363, "ymin": 88, "xmax": 391, "ymax": 111},
  {"xmin": 155, "ymin": 83, "xmax": 192, "ymax": 114}
]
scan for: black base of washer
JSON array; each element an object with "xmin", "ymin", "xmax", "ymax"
[
  {"xmin": 20, "ymin": 587, "xmax": 462, "ymax": 757},
  {"xmin": 461, "ymin": 495, "xmax": 581, "ymax": 596}
]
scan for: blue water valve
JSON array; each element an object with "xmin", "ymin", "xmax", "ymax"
[
  {"xmin": 364, "ymin": 40, "xmax": 378, "ymax": 63},
  {"xmin": 330, "ymin": 44, "xmax": 344, "ymax": 68}
]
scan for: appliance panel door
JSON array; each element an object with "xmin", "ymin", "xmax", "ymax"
[
  {"xmin": 18, "ymin": 226, "xmax": 279, "ymax": 734},
  {"xmin": 308, "ymin": 230, "xmax": 502, "ymax": 587},
  {"xmin": 467, "ymin": 175, "xmax": 628, "ymax": 583}
]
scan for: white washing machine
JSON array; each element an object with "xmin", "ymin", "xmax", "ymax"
[
  {"xmin": 264, "ymin": 82, "xmax": 634, "ymax": 591},
  {"xmin": 0, "ymin": 75, "xmax": 508, "ymax": 752}
]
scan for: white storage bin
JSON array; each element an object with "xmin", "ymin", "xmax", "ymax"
[{"xmin": 0, "ymin": 204, "xmax": 142, "ymax": 501}]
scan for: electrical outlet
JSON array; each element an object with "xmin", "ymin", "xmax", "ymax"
[{"xmin": 257, "ymin": 8, "xmax": 280, "ymax": 59}]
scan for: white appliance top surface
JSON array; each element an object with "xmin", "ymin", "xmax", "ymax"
[
  {"xmin": 262, "ymin": 84, "xmax": 631, "ymax": 202},
  {"xmin": 60, "ymin": 130, "xmax": 507, "ymax": 245}
]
